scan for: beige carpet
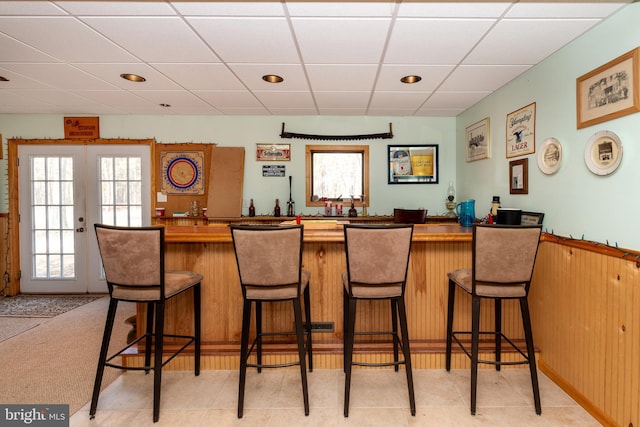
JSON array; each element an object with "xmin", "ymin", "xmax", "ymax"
[
  {"xmin": 0, "ymin": 317, "xmax": 41, "ymax": 343},
  {"xmin": 0, "ymin": 297, "xmax": 135, "ymax": 414}
]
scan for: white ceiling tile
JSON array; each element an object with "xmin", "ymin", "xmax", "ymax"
[
  {"xmin": 397, "ymin": 2, "xmax": 512, "ymax": 18},
  {"xmin": 1, "ymin": 63, "xmax": 117, "ymax": 90},
  {"xmin": 253, "ymin": 91, "xmax": 316, "ymax": 109},
  {"xmin": 0, "ymin": 1, "xmax": 633, "ymax": 116},
  {"xmin": 129, "ymin": 90, "xmax": 212, "ymax": 108},
  {"xmin": 286, "ymin": 2, "xmax": 395, "ymax": 17},
  {"xmin": 227, "ymin": 64, "xmax": 309, "ymax": 90},
  {"xmin": 439, "ymin": 65, "xmax": 532, "ymax": 91},
  {"xmin": 81, "ymin": 17, "xmax": 219, "ymax": 62},
  {"xmin": 465, "ymin": 19, "xmax": 600, "ymax": 65},
  {"xmin": 376, "ymin": 65, "xmax": 454, "ymax": 91},
  {"xmin": 74, "ymin": 63, "xmax": 183, "ymax": 90},
  {"xmin": 0, "ymin": 1, "xmax": 67, "ymax": 15},
  {"xmin": 306, "ymin": 65, "xmax": 378, "ymax": 91},
  {"xmin": 0, "ymin": 33, "xmax": 59, "ymax": 62},
  {"xmin": 314, "ymin": 91, "xmax": 371, "ymax": 108},
  {"xmin": 55, "ymin": 1, "xmax": 177, "ymax": 16},
  {"xmin": 173, "ymin": 2, "xmax": 285, "ymax": 17},
  {"xmin": 506, "ymin": 2, "xmax": 628, "ymax": 18},
  {"xmin": 187, "ymin": 17, "xmax": 299, "ymax": 64},
  {"xmin": 421, "ymin": 92, "xmax": 491, "ymax": 109},
  {"xmin": 292, "ymin": 18, "xmax": 391, "ymax": 63},
  {"xmin": 70, "ymin": 90, "xmax": 158, "ymax": 108},
  {"xmin": 194, "ymin": 91, "xmax": 263, "ymax": 109},
  {"xmin": 369, "ymin": 91, "xmax": 430, "ymax": 109},
  {"xmin": 150, "ymin": 63, "xmax": 245, "ymax": 91},
  {"xmin": 385, "ymin": 19, "xmax": 495, "ymax": 64},
  {"xmin": 0, "ymin": 17, "xmax": 139, "ymax": 62}
]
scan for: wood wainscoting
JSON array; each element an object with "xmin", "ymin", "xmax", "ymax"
[
  {"xmin": 120, "ymin": 226, "xmax": 640, "ymax": 427},
  {"xmin": 530, "ymin": 238, "xmax": 640, "ymax": 427}
]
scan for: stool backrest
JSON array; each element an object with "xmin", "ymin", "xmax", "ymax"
[
  {"xmin": 344, "ymin": 224, "xmax": 413, "ymax": 287},
  {"xmin": 473, "ymin": 224, "xmax": 542, "ymax": 287},
  {"xmin": 94, "ymin": 224, "xmax": 163, "ymax": 292},
  {"xmin": 230, "ymin": 225, "xmax": 303, "ymax": 290},
  {"xmin": 393, "ymin": 208, "xmax": 427, "ymax": 224}
]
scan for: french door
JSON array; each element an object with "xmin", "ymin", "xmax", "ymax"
[{"xmin": 18, "ymin": 144, "xmax": 151, "ymax": 293}]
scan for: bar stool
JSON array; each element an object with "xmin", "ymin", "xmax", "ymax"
[
  {"xmin": 342, "ymin": 224, "xmax": 416, "ymax": 417},
  {"xmin": 230, "ymin": 224, "xmax": 312, "ymax": 418},
  {"xmin": 445, "ymin": 224, "xmax": 543, "ymax": 415},
  {"xmin": 91, "ymin": 224, "xmax": 202, "ymax": 423}
]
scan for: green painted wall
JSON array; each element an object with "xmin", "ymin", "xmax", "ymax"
[{"xmin": 456, "ymin": 3, "xmax": 640, "ymax": 250}]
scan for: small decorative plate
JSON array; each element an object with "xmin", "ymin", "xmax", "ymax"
[
  {"xmin": 537, "ymin": 137, "xmax": 562, "ymax": 175},
  {"xmin": 584, "ymin": 130, "xmax": 623, "ymax": 176}
]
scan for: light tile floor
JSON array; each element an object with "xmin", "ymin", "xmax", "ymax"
[{"xmin": 71, "ymin": 368, "xmax": 601, "ymax": 426}]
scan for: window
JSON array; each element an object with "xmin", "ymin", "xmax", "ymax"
[{"xmin": 305, "ymin": 145, "xmax": 369, "ymax": 207}]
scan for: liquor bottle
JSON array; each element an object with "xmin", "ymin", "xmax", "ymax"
[
  {"xmin": 348, "ymin": 200, "xmax": 358, "ymax": 217},
  {"xmin": 274, "ymin": 199, "xmax": 281, "ymax": 217},
  {"xmin": 248, "ymin": 199, "xmax": 256, "ymax": 217}
]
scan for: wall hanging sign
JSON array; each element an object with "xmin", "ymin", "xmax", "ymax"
[
  {"xmin": 256, "ymin": 143, "xmax": 290, "ymax": 161},
  {"xmin": 262, "ymin": 165, "xmax": 286, "ymax": 177},
  {"xmin": 537, "ymin": 137, "xmax": 563, "ymax": 175},
  {"xmin": 576, "ymin": 47, "xmax": 640, "ymax": 129},
  {"xmin": 388, "ymin": 144, "xmax": 439, "ymax": 184},
  {"xmin": 509, "ymin": 158, "xmax": 528, "ymax": 194},
  {"xmin": 465, "ymin": 117, "xmax": 491, "ymax": 162},
  {"xmin": 584, "ymin": 130, "xmax": 623, "ymax": 176},
  {"xmin": 64, "ymin": 116, "xmax": 100, "ymax": 139},
  {"xmin": 161, "ymin": 151, "xmax": 205, "ymax": 194},
  {"xmin": 506, "ymin": 102, "xmax": 536, "ymax": 158}
]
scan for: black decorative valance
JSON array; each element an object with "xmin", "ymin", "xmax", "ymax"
[{"xmin": 280, "ymin": 122, "xmax": 393, "ymax": 141}]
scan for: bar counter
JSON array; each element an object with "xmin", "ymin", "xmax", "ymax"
[{"xmin": 131, "ymin": 223, "xmax": 530, "ymax": 370}]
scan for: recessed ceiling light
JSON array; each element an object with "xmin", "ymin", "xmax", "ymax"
[
  {"xmin": 400, "ymin": 75, "xmax": 422, "ymax": 84},
  {"xmin": 0, "ymin": 76, "xmax": 9, "ymax": 82},
  {"xmin": 262, "ymin": 74, "xmax": 284, "ymax": 83},
  {"xmin": 120, "ymin": 73, "xmax": 146, "ymax": 82},
  {"xmin": 159, "ymin": 103, "xmax": 171, "ymax": 107}
]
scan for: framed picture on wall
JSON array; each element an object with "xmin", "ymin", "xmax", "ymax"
[
  {"xmin": 576, "ymin": 47, "xmax": 640, "ymax": 129},
  {"xmin": 506, "ymin": 102, "xmax": 536, "ymax": 158},
  {"xmin": 509, "ymin": 158, "xmax": 528, "ymax": 194},
  {"xmin": 388, "ymin": 144, "xmax": 439, "ymax": 184},
  {"xmin": 465, "ymin": 117, "xmax": 490, "ymax": 162}
]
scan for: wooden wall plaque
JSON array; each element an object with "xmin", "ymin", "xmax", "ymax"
[{"xmin": 64, "ymin": 117, "xmax": 100, "ymax": 139}]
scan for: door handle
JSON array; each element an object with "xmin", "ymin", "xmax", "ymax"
[{"xmin": 76, "ymin": 227, "xmax": 85, "ymax": 232}]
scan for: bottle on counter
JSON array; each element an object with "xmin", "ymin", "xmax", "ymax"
[
  {"xmin": 274, "ymin": 199, "xmax": 281, "ymax": 217},
  {"xmin": 348, "ymin": 200, "xmax": 358, "ymax": 217},
  {"xmin": 248, "ymin": 199, "xmax": 256, "ymax": 217}
]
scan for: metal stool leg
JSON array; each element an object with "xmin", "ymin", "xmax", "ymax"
[{"xmin": 89, "ymin": 299, "xmax": 118, "ymax": 419}]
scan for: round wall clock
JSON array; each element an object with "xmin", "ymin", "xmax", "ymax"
[
  {"xmin": 584, "ymin": 130, "xmax": 623, "ymax": 176},
  {"xmin": 537, "ymin": 137, "xmax": 562, "ymax": 175}
]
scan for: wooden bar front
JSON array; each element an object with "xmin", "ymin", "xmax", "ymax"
[{"xmin": 128, "ymin": 223, "xmax": 532, "ymax": 370}]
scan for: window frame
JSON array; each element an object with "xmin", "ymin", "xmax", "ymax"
[{"xmin": 305, "ymin": 144, "xmax": 369, "ymax": 208}]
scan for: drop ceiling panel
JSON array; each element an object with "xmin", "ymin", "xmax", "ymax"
[
  {"xmin": 385, "ymin": 19, "xmax": 496, "ymax": 65},
  {"xmin": 74, "ymin": 63, "xmax": 184, "ymax": 90},
  {"xmin": 464, "ymin": 19, "xmax": 601, "ymax": 65},
  {"xmin": 81, "ymin": 17, "xmax": 220, "ymax": 62},
  {"xmin": 396, "ymin": 2, "xmax": 512, "ymax": 18},
  {"xmin": 0, "ymin": 1, "xmax": 632, "ymax": 116},
  {"xmin": 305, "ymin": 64, "xmax": 378, "ymax": 91},
  {"xmin": 0, "ymin": 17, "xmax": 139, "ymax": 62},
  {"xmin": 292, "ymin": 18, "xmax": 391, "ymax": 63},
  {"xmin": 151, "ymin": 63, "xmax": 246, "ymax": 90},
  {"xmin": 187, "ymin": 17, "xmax": 299, "ymax": 64},
  {"xmin": 440, "ymin": 65, "xmax": 532, "ymax": 91},
  {"xmin": 228, "ymin": 64, "xmax": 309, "ymax": 90}
]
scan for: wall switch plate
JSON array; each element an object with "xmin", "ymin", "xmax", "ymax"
[{"xmin": 157, "ymin": 192, "xmax": 167, "ymax": 202}]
